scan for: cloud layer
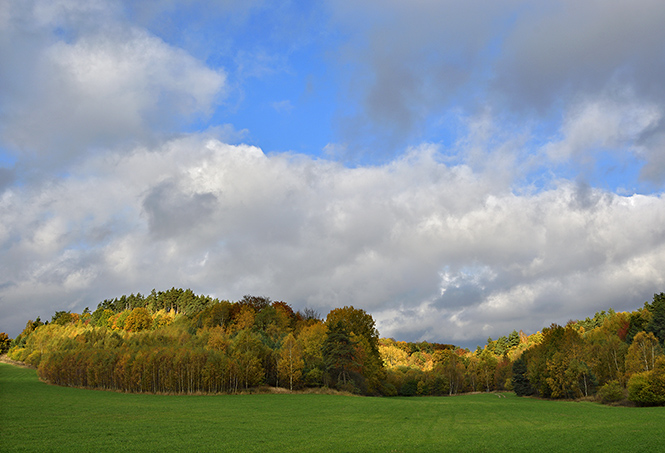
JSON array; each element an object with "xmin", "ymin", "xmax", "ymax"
[
  {"xmin": 2, "ymin": 137, "xmax": 665, "ymax": 345},
  {"xmin": 1, "ymin": 0, "xmax": 665, "ymax": 347}
]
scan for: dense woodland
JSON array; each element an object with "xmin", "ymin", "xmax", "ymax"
[{"xmin": 4, "ymin": 289, "xmax": 665, "ymax": 405}]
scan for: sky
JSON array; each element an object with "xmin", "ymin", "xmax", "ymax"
[{"xmin": 2, "ymin": 0, "xmax": 665, "ymax": 348}]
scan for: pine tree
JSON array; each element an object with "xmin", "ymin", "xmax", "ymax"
[
  {"xmin": 322, "ymin": 321, "xmax": 358, "ymax": 388},
  {"xmin": 512, "ymin": 356, "xmax": 533, "ymax": 396},
  {"xmin": 647, "ymin": 293, "xmax": 665, "ymax": 346}
]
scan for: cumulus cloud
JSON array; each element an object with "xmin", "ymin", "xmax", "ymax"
[
  {"xmin": 2, "ymin": 0, "xmax": 665, "ymax": 349},
  {"xmin": 0, "ymin": 0, "xmax": 226, "ymax": 168},
  {"xmin": 2, "ymin": 137, "xmax": 665, "ymax": 346}
]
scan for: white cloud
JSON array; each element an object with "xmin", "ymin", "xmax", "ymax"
[
  {"xmin": 0, "ymin": 0, "xmax": 226, "ymax": 167},
  {"xmin": 544, "ymin": 94, "xmax": 662, "ymax": 161},
  {"xmin": 2, "ymin": 137, "xmax": 665, "ymax": 345}
]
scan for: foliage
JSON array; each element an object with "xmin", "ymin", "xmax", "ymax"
[
  {"xmin": 277, "ymin": 333, "xmax": 304, "ymax": 390},
  {"xmin": 625, "ymin": 331, "xmax": 661, "ymax": 375},
  {"xmin": 322, "ymin": 321, "xmax": 359, "ymax": 390},
  {"xmin": 628, "ymin": 356, "xmax": 665, "ymax": 406},
  {"xmin": 326, "ymin": 306, "xmax": 385, "ymax": 393},
  {"xmin": 597, "ymin": 380, "xmax": 624, "ymax": 403},
  {"xmin": 124, "ymin": 308, "xmax": 152, "ymax": 332},
  {"xmin": 6, "ymin": 292, "xmax": 391, "ymax": 396},
  {"xmin": 512, "ymin": 356, "xmax": 533, "ymax": 396},
  {"xmin": 8, "ymin": 288, "xmax": 665, "ymax": 403},
  {"xmin": 0, "ymin": 332, "xmax": 11, "ymax": 354},
  {"xmin": 646, "ymin": 292, "xmax": 665, "ymax": 346}
]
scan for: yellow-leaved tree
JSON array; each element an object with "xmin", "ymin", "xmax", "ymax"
[
  {"xmin": 277, "ymin": 332, "xmax": 304, "ymax": 390},
  {"xmin": 625, "ymin": 331, "xmax": 661, "ymax": 376}
]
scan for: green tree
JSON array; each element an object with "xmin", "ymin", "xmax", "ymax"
[
  {"xmin": 196, "ymin": 301, "xmax": 232, "ymax": 329},
  {"xmin": 512, "ymin": 356, "xmax": 533, "ymax": 396},
  {"xmin": 586, "ymin": 313, "xmax": 629, "ymax": 386},
  {"xmin": 326, "ymin": 306, "xmax": 384, "ymax": 391},
  {"xmin": 433, "ymin": 349, "xmax": 465, "ymax": 395},
  {"xmin": 627, "ymin": 357, "xmax": 665, "ymax": 407},
  {"xmin": 91, "ymin": 308, "xmax": 114, "ymax": 327},
  {"xmin": 626, "ymin": 307, "xmax": 652, "ymax": 343},
  {"xmin": 647, "ymin": 293, "xmax": 665, "ymax": 345},
  {"xmin": 51, "ymin": 311, "xmax": 75, "ymax": 326},
  {"xmin": 323, "ymin": 321, "xmax": 358, "ymax": 389}
]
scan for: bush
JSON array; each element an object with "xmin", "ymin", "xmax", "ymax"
[
  {"xmin": 381, "ymin": 382, "xmax": 398, "ymax": 396},
  {"xmin": 400, "ymin": 379, "xmax": 418, "ymax": 396},
  {"xmin": 628, "ymin": 372, "xmax": 659, "ymax": 406},
  {"xmin": 25, "ymin": 351, "xmax": 42, "ymax": 367},
  {"xmin": 304, "ymin": 368, "xmax": 323, "ymax": 387},
  {"xmin": 628, "ymin": 357, "xmax": 665, "ymax": 406},
  {"xmin": 8, "ymin": 347, "xmax": 29, "ymax": 362},
  {"xmin": 597, "ymin": 380, "xmax": 624, "ymax": 403}
]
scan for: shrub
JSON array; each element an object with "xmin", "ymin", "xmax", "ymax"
[
  {"xmin": 25, "ymin": 351, "xmax": 42, "ymax": 367},
  {"xmin": 597, "ymin": 380, "xmax": 624, "ymax": 403},
  {"xmin": 381, "ymin": 382, "xmax": 398, "ymax": 396},
  {"xmin": 628, "ymin": 357, "xmax": 665, "ymax": 406},
  {"xmin": 8, "ymin": 347, "xmax": 29, "ymax": 362},
  {"xmin": 304, "ymin": 368, "xmax": 323, "ymax": 387},
  {"xmin": 628, "ymin": 372, "xmax": 659, "ymax": 406},
  {"xmin": 400, "ymin": 379, "xmax": 418, "ymax": 396}
]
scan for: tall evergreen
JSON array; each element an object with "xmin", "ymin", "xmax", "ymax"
[
  {"xmin": 322, "ymin": 321, "xmax": 358, "ymax": 388},
  {"xmin": 512, "ymin": 356, "xmax": 533, "ymax": 396},
  {"xmin": 647, "ymin": 293, "xmax": 665, "ymax": 346}
]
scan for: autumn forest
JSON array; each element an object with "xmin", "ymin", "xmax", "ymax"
[{"xmin": 3, "ymin": 290, "xmax": 665, "ymax": 406}]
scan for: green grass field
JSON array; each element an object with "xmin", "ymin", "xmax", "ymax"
[{"xmin": 1, "ymin": 363, "xmax": 663, "ymax": 452}]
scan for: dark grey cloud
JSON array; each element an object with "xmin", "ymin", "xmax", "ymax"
[
  {"xmin": 143, "ymin": 180, "xmax": 218, "ymax": 240},
  {"xmin": 329, "ymin": 0, "xmax": 516, "ymax": 153},
  {"xmin": 0, "ymin": 168, "xmax": 15, "ymax": 192},
  {"xmin": 494, "ymin": 0, "xmax": 665, "ymax": 111},
  {"xmin": 327, "ymin": 0, "xmax": 665, "ymax": 182}
]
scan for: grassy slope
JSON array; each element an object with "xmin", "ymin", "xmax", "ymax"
[{"xmin": 1, "ymin": 363, "xmax": 663, "ymax": 452}]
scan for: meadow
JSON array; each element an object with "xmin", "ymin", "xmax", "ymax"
[{"xmin": 1, "ymin": 362, "xmax": 663, "ymax": 452}]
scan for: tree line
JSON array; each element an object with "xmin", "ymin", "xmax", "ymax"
[
  {"xmin": 4, "ymin": 290, "xmax": 665, "ymax": 404},
  {"xmin": 7, "ymin": 291, "xmax": 385, "ymax": 395},
  {"xmin": 377, "ymin": 294, "xmax": 665, "ymax": 405}
]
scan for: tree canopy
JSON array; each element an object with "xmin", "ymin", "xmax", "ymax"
[{"xmin": 6, "ymin": 290, "xmax": 665, "ymax": 404}]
